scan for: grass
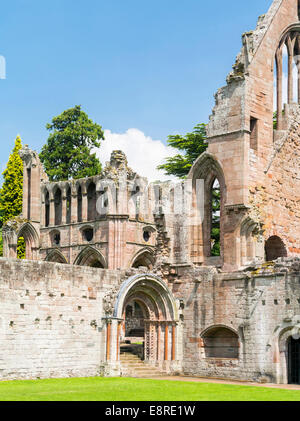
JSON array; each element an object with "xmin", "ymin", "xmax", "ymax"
[{"xmin": 0, "ymin": 377, "xmax": 299, "ymax": 401}]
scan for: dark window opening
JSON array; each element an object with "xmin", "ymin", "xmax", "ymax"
[
  {"xmin": 298, "ymin": 0, "xmax": 300, "ymax": 21},
  {"xmin": 66, "ymin": 187, "xmax": 71, "ymax": 224},
  {"xmin": 203, "ymin": 327, "xmax": 239, "ymax": 359},
  {"xmin": 54, "ymin": 233, "xmax": 60, "ymax": 246},
  {"xmin": 265, "ymin": 236, "xmax": 287, "ymax": 261},
  {"xmin": 54, "ymin": 189, "xmax": 62, "ymax": 226},
  {"xmin": 211, "ymin": 179, "xmax": 221, "ymax": 257},
  {"xmin": 250, "ymin": 117, "xmax": 258, "ymax": 150},
  {"xmin": 45, "ymin": 192, "xmax": 50, "ymax": 227},
  {"xmin": 87, "ymin": 182, "xmax": 96, "ymax": 221},
  {"xmin": 83, "ymin": 228, "xmax": 94, "ymax": 242},
  {"xmin": 143, "ymin": 230, "xmax": 151, "ymax": 242},
  {"xmin": 77, "ymin": 186, "xmax": 82, "ymax": 223}
]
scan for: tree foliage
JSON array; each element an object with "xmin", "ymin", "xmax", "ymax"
[
  {"xmin": 0, "ymin": 136, "xmax": 23, "ymax": 225},
  {"xmin": 211, "ymin": 183, "xmax": 221, "ymax": 257},
  {"xmin": 40, "ymin": 105, "xmax": 105, "ymax": 181},
  {"xmin": 157, "ymin": 123, "xmax": 208, "ymax": 178}
]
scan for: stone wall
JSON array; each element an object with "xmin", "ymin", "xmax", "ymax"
[
  {"xmin": 170, "ymin": 260, "xmax": 300, "ymax": 383},
  {"xmin": 0, "ymin": 258, "xmax": 129, "ymax": 380}
]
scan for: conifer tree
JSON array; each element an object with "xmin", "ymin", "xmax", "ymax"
[{"xmin": 0, "ymin": 136, "xmax": 23, "ymax": 225}]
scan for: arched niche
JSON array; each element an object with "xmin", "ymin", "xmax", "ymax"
[
  {"xmin": 201, "ymin": 326, "xmax": 239, "ymax": 359},
  {"xmin": 45, "ymin": 249, "xmax": 68, "ymax": 264},
  {"xmin": 131, "ymin": 248, "xmax": 155, "ymax": 270},
  {"xmin": 74, "ymin": 246, "xmax": 107, "ymax": 268}
]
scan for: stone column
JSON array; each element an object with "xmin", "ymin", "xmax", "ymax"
[
  {"xmin": 287, "ymin": 37, "xmax": 295, "ymax": 104},
  {"xmin": 62, "ymin": 189, "xmax": 67, "ymax": 225},
  {"xmin": 164, "ymin": 323, "xmax": 169, "ymax": 361},
  {"xmin": 106, "ymin": 320, "xmax": 112, "ymax": 362},
  {"xmin": 71, "ymin": 187, "xmax": 78, "ymax": 223},
  {"xmin": 49, "ymin": 194, "xmax": 55, "ymax": 226},
  {"xmin": 82, "ymin": 188, "xmax": 88, "ymax": 222},
  {"xmin": 171, "ymin": 324, "xmax": 176, "ymax": 361}
]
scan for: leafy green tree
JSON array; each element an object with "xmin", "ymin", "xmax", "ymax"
[
  {"xmin": 0, "ymin": 136, "xmax": 23, "ymax": 225},
  {"xmin": 211, "ymin": 183, "xmax": 221, "ymax": 257},
  {"xmin": 17, "ymin": 236, "xmax": 25, "ymax": 259},
  {"xmin": 157, "ymin": 123, "xmax": 208, "ymax": 179},
  {"xmin": 40, "ymin": 105, "xmax": 104, "ymax": 181}
]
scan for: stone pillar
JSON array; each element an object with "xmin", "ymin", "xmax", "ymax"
[
  {"xmin": 116, "ymin": 322, "xmax": 121, "ymax": 361},
  {"xmin": 62, "ymin": 189, "xmax": 67, "ymax": 225},
  {"xmin": 172, "ymin": 324, "xmax": 176, "ymax": 361},
  {"xmin": 49, "ymin": 194, "xmax": 55, "ymax": 226},
  {"xmin": 106, "ymin": 320, "xmax": 112, "ymax": 362},
  {"xmin": 164, "ymin": 323, "xmax": 169, "ymax": 361},
  {"xmin": 82, "ymin": 187, "xmax": 88, "ymax": 222},
  {"xmin": 71, "ymin": 187, "xmax": 78, "ymax": 223}
]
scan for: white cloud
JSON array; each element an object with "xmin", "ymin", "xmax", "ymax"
[{"xmin": 96, "ymin": 128, "xmax": 180, "ymax": 182}]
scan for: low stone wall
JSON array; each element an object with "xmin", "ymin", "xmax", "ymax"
[{"xmin": 0, "ymin": 258, "xmax": 127, "ymax": 380}]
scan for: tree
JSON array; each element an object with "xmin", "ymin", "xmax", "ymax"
[
  {"xmin": 40, "ymin": 105, "xmax": 105, "ymax": 181},
  {"xmin": 157, "ymin": 123, "xmax": 208, "ymax": 179},
  {"xmin": 0, "ymin": 136, "xmax": 23, "ymax": 225}
]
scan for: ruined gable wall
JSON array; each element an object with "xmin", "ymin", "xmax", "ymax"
[
  {"xmin": 250, "ymin": 120, "xmax": 300, "ymax": 255},
  {"xmin": 246, "ymin": 0, "xmax": 297, "ymax": 187}
]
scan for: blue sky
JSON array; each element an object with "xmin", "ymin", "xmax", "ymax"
[{"xmin": 0, "ymin": 0, "xmax": 273, "ymax": 181}]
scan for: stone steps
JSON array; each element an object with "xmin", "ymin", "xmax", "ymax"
[{"xmin": 120, "ymin": 351, "xmax": 165, "ymax": 378}]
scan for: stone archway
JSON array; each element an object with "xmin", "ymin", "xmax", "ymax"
[{"xmin": 104, "ymin": 274, "xmax": 181, "ymax": 376}]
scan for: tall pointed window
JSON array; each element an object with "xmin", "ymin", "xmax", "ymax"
[
  {"xmin": 77, "ymin": 186, "xmax": 82, "ymax": 223},
  {"xmin": 87, "ymin": 182, "xmax": 96, "ymax": 221},
  {"xmin": 210, "ymin": 179, "xmax": 221, "ymax": 257},
  {"xmin": 45, "ymin": 191, "xmax": 50, "ymax": 227},
  {"xmin": 54, "ymin": 188, "xmax": 62, "ymax": 226},
  {"xmin": 66, "ymin": 187, "xmax": 71, "ymax": 224}
]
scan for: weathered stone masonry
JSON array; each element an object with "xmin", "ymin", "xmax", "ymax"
[{"xmin": 3, "ymin": 0, "xmax": 300, "ymax": 384}]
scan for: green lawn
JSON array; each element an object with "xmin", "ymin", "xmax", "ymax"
[{"xmin": 0, "ymin": 377, "xmax": 298, "ymax": 401}]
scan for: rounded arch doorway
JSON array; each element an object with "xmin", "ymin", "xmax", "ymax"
[{"xmin": 111, "ymin": 274, "xmax": 180, "ymax": 372}]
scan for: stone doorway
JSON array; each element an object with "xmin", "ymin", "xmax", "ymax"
[
  {"xmin": 105, "ymin": 274, "xmax": 182, "ymax": 377},
  {"xmin": 288, "ymin": 337, "xmax": 300, "ymax": 385}
]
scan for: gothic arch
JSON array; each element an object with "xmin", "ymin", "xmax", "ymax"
[
  {"xmin": 239, "ymin": 217, "xmax": 263, "ymax": 267},
  {"xmin": 74, "ymin": 246, "xmax": 107, "ymax": 268},
  {"xmin": 130, "ymin": 248, "xmax": 155, "ymax": 270},
  {"xmin": 187, "ymin": 152, "xmax": 226, "ymax": 265},
  {"xmin": 17, "ymin": 222, "xmax": 39, "ymax": 260},
  {"xmin": 45, "ymin": 249, "xmax": 68, "ymax": 264}
]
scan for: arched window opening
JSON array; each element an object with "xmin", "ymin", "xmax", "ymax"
[
  {"xmin": 66, "ymin": 187, "xmax": 71, "ymax": 224},
  {"xmin": 54, "ymin": 188, "xmax": 62, "ymax": 226},
  {"xmin": 83, "ymin": 228, "xmax": 94, "ymax": 242},
  {"xmin": 74, "ymin": 247, "xmax": 106, "ymax": 269},
  {"xmin": 125, "ymin": 301, "xmax": 145, "ymax": 339},
  {"xmin": 203, "ymin": 327, "xmax": 239, "ymax": 359},
  {"xmin": 265, "ymin": 236, "xmax": 287, "ymax": 261},
  {"xmin": 17, "ymin": 236, "xmax": 26, "ymax": 259},
  {"xmin": 50, "ymin": 230, "xmax": 61, "ymax": 246},
  {"xmin": 45, "ymin": 191, "xmax": 50, "ymax": 227},
  {"xmin": 77, "ymin": 186, "xmax": 82, "ymax": 223},
  {"xmin": 274, "ymin": 30, "xmax": 300, "ymax": 131},
  {"xmin": 132, "ymin": 250, "xmax": 154, "ymax": 270},
  {"xmin": 87, "ymin": 182, "xmax": 97, "ymax": 221},
  {"xmin": 210, "ymin": 179, "xmax": 221, "ymax": 257}
]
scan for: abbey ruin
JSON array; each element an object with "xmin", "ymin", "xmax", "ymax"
[{"xmin": 2, "ymin": 0, "xmax": 300, "ymax": 384}]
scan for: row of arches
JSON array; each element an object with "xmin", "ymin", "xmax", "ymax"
[
  {"xmin": 274, "ymin": 25, "xmax": 300, "ymax": 130},
  {"xmin": 44, "ymin": 181, "xmax": 107, "ymax": 227}
]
